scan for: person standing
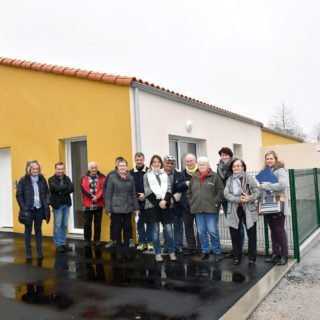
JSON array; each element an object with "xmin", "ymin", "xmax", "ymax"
[
  {"xmin": 105, "ymin": 158, "xmax": 139, "ymax": 258},
  {"xmin": 81, "ymin": 161, "xmax": 105, "ymax": 247},
  {"xmin": 260, "ymin": 151, "xmax": 290, "ymax": 266},
  {"xmin": 163, "ymin": 155, "xmax": 186, "ymax": 254},
  {"xmin": 181, "ymin": 153, "xmax": 199, "ymax": 254},
  {"xmin": 224, "ymin": 158, "xmax": 260, "ymax": 267},
  {"xmin": 16, "ymin": 160, "xmax": 50, "ymax": 260},
  {"xmin": 187, "ymin": 156, "xmax": 224, "ymax": 261},
  {"xmin": 144, "ymin": 155, "xmax": 176, "ymax": 262},
  {"xmin": 48, "ymin": 162, "xmax": 74, "ymax": 253},
  {"xmin": 130, "ymin": 152, "xmax": 153, "ymax": 251},
  {"xmin": 217, "ymin": 147, "xmax": 245, "ymax": 258}
]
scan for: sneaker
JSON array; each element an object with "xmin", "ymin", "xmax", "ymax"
[
  {"xmin": 175, "ymin": 247, "xmax": 183, "ymax": 254},
  {"xmin": 63, "ymin": 244, "xmax": 73, "ymax": 252},
  {"xmin": 129, "ymin": 239, "xmax": 135, "ymax": 248},
  {"xmin": 248, "ymin": 260, "xmax": 256, "ymax": 268},
  {"xmin": 147, "ymin": 242, "xmax": 154, "ymax": 251},
  {"xmin": 200, "ymin": 253, "xmax": 210, "ymax": 261},
  {"xmin": 214, "ymin": 254, "xmax": 223, "ymax": 262},
  {"xmin": 137, "ymin": 243, "xmax": 147, "ymax": 251},
  {"xmin": 56, "ymin": 246, "xmax": 65, "ymax": 253},
  {"xmin": 169, "ymin": 253, "xmax": 177, "ymax": 261},
  {"xmin": 105, "ymin": 240, "xmax": 116, "ymax": 249},
  {"xmin": 276, "ymin": 256, "xmax": 288, "ymax": 266},
  {"xmin": 155, "ymin": 254, "xmax": 163, "ymax": 262}
]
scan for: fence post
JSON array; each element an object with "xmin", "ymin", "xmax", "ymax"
[
  {"xmin": 289, "ymin": 169, "xmax": 300, "ymax": 262},
  {"xmin": 313, "ymin": 168, "xmax": 320, "ymax": 227}
]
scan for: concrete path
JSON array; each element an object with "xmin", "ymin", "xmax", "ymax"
[{"xmin": 249, "ymin": 235, "xmax": 320, "ymax": 320}]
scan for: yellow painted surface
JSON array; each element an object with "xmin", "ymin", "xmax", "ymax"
[
  {"xmin": 262, "ymin": 130, "xmax": 302, "ymax": 146},
  {"xmin": 0, "ymin": 65, "xmax": 133, "ymax": 239}
]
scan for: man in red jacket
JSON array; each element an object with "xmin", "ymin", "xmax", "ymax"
[{"xmin": 81, "ymin": 161, "xmax": 105, "ymax": 247}]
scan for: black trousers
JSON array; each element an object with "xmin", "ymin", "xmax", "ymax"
[
  {"xmin": 183, "ymin": 207, "xmax": 200, "ymax": 250},
  {"xmin": 83, "ymin": 207, "xmax": 103, "ymax": 242},
  {"xmin": 229, "ymin": 206, "xmax": 257, "ymax": 261},
  {"xmin": 112, "ymin": 213, "xmax": 133, "ymax": 251}
]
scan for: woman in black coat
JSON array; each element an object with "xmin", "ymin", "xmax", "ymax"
[{"xmin": 16, "ymin": 160, "xmax": 50, "ymax": 260}]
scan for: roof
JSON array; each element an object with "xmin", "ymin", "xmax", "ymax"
[
  {"xmin": 262, "ymin": 126, "xmax": 305, "ymax": 142},
  {"xmin": 0, "ymin": 56, "xmax": 262, "ymax": 126}
]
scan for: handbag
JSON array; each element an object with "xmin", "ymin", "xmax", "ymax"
[
  {"xmin": 258, "ymin": 193, "xmax": 285, "ymax": 216},
  {"xmin": 18, "ymin": 209, "xmax": 30, "ymax": 225}
]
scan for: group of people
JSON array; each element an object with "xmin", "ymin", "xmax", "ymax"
[{"xmin": 15, "ymin": 149, "xmax": 289, "ymax": 267}]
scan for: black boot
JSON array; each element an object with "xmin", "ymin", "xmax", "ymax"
[
  {"xmin": 265, "ymin": 255, "xmax": 281, "ymax": 263},
  {"xmin": 276, "ymin": 256, "xmax": 288, "ymax": 266}
]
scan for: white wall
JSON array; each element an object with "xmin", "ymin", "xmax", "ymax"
[
  {"xmin": 261, "ymin": 143, "xmax": 320, "ymax": 169},
  {"xmin": 136, "ymin": 90, "xmax": 262, "ymax": 171}
]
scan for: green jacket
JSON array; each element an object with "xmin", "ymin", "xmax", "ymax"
[{"xmin": 187, "ymin": 171, "xmax": 224, "ymax": 214}]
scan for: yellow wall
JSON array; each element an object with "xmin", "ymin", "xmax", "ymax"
[
  {"xmin": 262, "ymin": 130, "xmax": 302, "ymax": 146},
  {"xmin": 0, "ymin": 65, "xmax": 133, "ymax": 239}
]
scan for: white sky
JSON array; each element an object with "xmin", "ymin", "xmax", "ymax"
[{"xmin": 1, "ymin": 0, "xmax": 319, "ymax": 137}]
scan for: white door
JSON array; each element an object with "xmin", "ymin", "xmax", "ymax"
[
  {"xmin": 65, "ymin": 137, "xmax": 88, "ymax": 234},
  {"xmin": 0, "ymin": 148, "xmax": 13, "ymax": 228}
]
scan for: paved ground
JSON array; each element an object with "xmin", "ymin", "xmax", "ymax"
[
  {"xmin": 249, "ymin": 236, "xmax": 320, "ymax": 320},
  {"xmin": 0, "ymin": 232, "xmax": 274, "ymax": 320}
]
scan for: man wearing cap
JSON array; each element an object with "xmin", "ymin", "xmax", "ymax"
[{"xmin": 163, "ymin": 155, "xmax": 186, "ymax": 254}]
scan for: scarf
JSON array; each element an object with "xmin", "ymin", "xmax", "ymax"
[
  {"xmin": 119, "ymin": 171, "xmax": 128, "ymax": 180},
  {"xmin": 198, "ymin": 167, "xmax": 212, "ymax": 184},
  {"xmin": 30, "ymin": 175, "xmax": 41, "ymax": 208},
  {"xmin": 147, "ymin": 169, "xmax": 168, "ymax": 199},
  {"xmin": 186, "ymin": 165, "xmax": 198, "ymax": 175},
  {"xmin": 88, "ymin": 175, "xmax": 98, "ymax": 195},
  {"xmin": 217, "ymin": 159, "xmax": 232, "ymax": 180},
  {"xmin": 232, "ymin": 171, "xmax": 245, "ymax": 196}
]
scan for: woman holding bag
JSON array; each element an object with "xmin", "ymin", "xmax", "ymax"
[
  {"xmin": 224, "ymin": 158, "xmax": 260, "ymax": 267},
  {"xmin": 260, "ymin": 151, "xmax": 290, "ymax": 266}
]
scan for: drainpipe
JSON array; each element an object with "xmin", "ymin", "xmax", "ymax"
[{"xmin": 133, "ymin": 87, "xmax": 142, "ymax": 152}]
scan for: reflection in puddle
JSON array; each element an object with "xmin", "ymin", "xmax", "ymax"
[{"xmin": 19, "ymin": 283, "xmax": 73, "ymax": 309}]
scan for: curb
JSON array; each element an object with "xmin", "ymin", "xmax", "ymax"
[{"xmin": 219, "ymin": 259, "xmax": 296, "ymax": 320}]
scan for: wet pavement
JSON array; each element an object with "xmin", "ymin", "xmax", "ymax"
[{"xmin": 0, "ymin": 233, "xmax": 274, "ymax": 320}]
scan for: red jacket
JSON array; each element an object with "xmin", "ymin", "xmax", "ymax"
[{"xmin": 81, "ymin": 171, "xmax": 105, "ymax": 207}]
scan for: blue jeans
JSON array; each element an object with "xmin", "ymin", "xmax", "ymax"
[
  {"xmin": 152, "ymin": 222, "xmax": 175, "ymax": 255},
  {"xmin": 53, "ymin": 205, "xmax": 70, "ymax": 247},
  {"xmin": 24, "ymin": 207, "xmax": 44, "ymax": 258},
  {"xmin": 172, "ymin": 207, "xmax": 184, "ymax": 249},
  {"xmin": 137, "ymin": 211, "xmax": 153, "ymax": 244},
  {"xmin": 195, "ymin": 212, "xmax": 222, "ymax": 254}
]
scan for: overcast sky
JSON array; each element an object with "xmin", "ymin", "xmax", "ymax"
[{"xmin": 1, "ymin": 0, "xmax": 319, "ymax": 138}]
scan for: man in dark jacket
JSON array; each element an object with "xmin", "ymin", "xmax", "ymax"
[
  {"xmin": 181, "ymin": 153, "xmax": 200, "ymax": 255},
  {"xmin": 48, "ymin": 162, "xmax": 74, "ymax": 253},
  {"xmin": 163, "ymin": 155, "xmax": 186, "ymax": 254},
  {"xmin": 130, "ymin": 152, "xmax": 153, "ymax": 251}
]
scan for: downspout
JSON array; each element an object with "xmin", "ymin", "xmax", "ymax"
[{"xmin": 133, "ymin": 87, "xmax": 142, "ymax": 152}]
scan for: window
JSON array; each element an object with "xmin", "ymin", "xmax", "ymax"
[
  {"xmin": 233, "ymin": 143, "xmax": 243, "ymax": 158},
  {"xmin": 169, "ymin": 137, "xmax": 199, "ymax": 170}
]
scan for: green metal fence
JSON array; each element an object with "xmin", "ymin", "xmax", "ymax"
[{"xmin": 289, "ymin": 168, "xmax": 320, "ymax": 262}]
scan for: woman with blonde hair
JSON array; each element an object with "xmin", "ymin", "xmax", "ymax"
[
  {"xmin": 16, "ymin": 160, "xmax": 50, "ymax": 260},
  {"xmin": 260, "ymin": 151, "xmax": 290, "ymax": 266}
]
